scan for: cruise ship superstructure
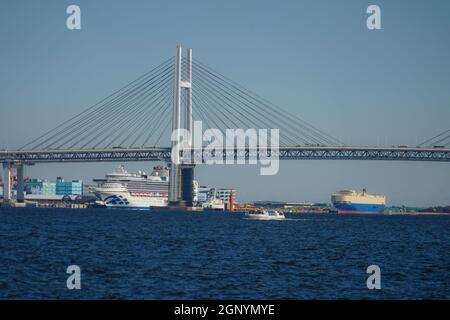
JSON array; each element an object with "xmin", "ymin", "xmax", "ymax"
[{"xmin": 93, "ymin": 165, "xmax": 169, "ymax": 209}]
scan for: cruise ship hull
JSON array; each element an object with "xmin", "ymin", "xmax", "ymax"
[{"xmin": 99, "ymin": 192, "xmax": 167, "ymax": 209}]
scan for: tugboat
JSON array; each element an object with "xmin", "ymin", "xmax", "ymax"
[{"xmin": 246, "ymin": 209, "xmax": 285, "ymax": 220}]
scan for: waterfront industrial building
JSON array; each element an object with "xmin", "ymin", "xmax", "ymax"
[
  {"xmin": 55, "ymin": 177, "xmax": 83, "ymax": 196},
  {"xmin": 196, "ymin": 186, "xmax": 236, "ymax": 204},
  {"xmin": 0, "ymin": 177, "xmax": 84, "ymax": 198}
]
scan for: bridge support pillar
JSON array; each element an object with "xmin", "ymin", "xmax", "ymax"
[
  {"xmin": 2, "ymin": 162, "xmax": 12, "ymax": 203},
  {"xmin": 169, "ymin": 163, "xmax": 182, "ymax": 205},
  {"xmin": 181, "ymin": 164, "xmax": 195, "ymax": 207},
  {"xmin": 16, "ymin": 164, "xmax": 25, "ymax": 203}
]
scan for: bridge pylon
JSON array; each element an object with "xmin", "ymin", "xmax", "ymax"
[
  {"xmin": 2, "ymin": 161, "xmax": 26, "ymax": 205},
  {"xmin": 169, "ymin": 45, "xmax": 194, "ymax": 207}
]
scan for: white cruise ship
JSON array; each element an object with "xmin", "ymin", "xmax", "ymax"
[{"xmin": 92, "ymin": 165, "xmax": 169, "ymax": 209}]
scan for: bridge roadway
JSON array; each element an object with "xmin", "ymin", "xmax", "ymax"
[{"xmin": 1, "ymin": 146, "xmax": 450, "ymax": 163}]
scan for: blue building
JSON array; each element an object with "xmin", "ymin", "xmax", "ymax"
[
  {"xmin": 55, "ymin": 177, "xmax": 83, "ymax": 196},
  {"xmin": 26, "ymin": 179, "xmax": 56, "ymax": 195}
]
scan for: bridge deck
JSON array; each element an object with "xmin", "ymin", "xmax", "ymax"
[{"xmin": 1, "ymin": 147, "xmax": 450, "ymax": 163}]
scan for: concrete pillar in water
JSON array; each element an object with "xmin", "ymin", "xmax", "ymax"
[
  {"xmin": 181, "ymin": 165, "xmax": 195, "ymax": 207},
  {"xmin": 2, "ymin": 162, "xmax": 12, "ymax": 202},
  {"xmin": 16, "ymin": 164, "xmax": 25, "ymax": 203}
]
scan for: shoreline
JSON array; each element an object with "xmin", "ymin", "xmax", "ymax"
[{"xmin": 1, "ymin": 202, "xmax": 450, "ymax": 216}]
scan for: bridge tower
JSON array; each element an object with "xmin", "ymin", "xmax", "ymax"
[{"xmin": 169, "ymin": 45, "xmax": 194, "ymax": 207}]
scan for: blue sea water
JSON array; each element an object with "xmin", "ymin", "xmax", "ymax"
[{"xmin": 0, "ymin": 207, "xmax": 449, "ymax": 299}]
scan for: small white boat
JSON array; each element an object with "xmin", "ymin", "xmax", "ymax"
[{"xmin": 246, "ymin": 210, "xmax": 285, "ymax": 220}]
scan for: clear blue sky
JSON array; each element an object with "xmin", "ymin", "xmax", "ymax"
[{"xmin": 1, "ymin": 0, "xmax": 450, "ymax": 206}]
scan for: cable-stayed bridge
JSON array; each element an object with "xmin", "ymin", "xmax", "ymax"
[{"xmin": 1, "ymin": 46, "xmax": 450, "ymax": 205}]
